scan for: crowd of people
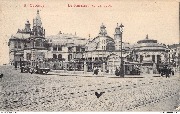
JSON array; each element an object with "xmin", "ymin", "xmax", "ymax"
[{"xmin": 158, "ymin": 65, "xmax": 174, "ymax": 78}]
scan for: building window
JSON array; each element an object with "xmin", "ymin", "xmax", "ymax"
[
  {"xmin": 146, "ymin": 55, "xmax": 150, "ymax": 57},
  {"xmin": 68, "ymin": 47, "xmax": 73, "ymax": 52},
  {"xmin": 53, "ymin": 54, "xmax": 57, "ymax": 59},
  {"xmin": 157, "ymin": 55, "xmax": 161, "ymax": 64},
  {"xmin": 35, "ymin": 39, "xmax": 41, "ymax": 47},
  {"xmin": 136, "ymin": 55, "xmax": 138, "ymax": 61},
  {"xmin": 18, "ymin": 41, "xmax": 21, "ymax": 48},
  {"xmin": 81, "ymin": 48, "xmax": 85, "ymax": 52},
  {"xmin": 68, "ymin": 54, "xmax": 72, "ymax": 61},
  {"xmin": 14, "ymin": 42, "xmax": 17, "ymax": 48},
  {"xmin": 26, "ymin": 53, "xmax": 31, "ymax": 60},
  {"xmin": 58, "ymin": 46, "xmax": 62, "ymax": 51},
  {"xmin": 140, "ymin": 55, "xmax": 143, "ymax": 63},
  {"xmin": 58, "ymin": 54, "xmax": 62, "ymax": 60},
  {"xmin": 76, "ymin": 46, "xmax": 81, "ymax": 52},
  {"xmin": 152, "ymin": 55, "xmax": 155, "ymax": 63},
  {"xmin": 53, "ymin": 45, "xmax": 57, "ymax": 51}
]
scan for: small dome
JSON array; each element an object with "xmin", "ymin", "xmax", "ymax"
[{"xmin": 137, "ymin": 35, "xmax": 157, "ymax": 44}]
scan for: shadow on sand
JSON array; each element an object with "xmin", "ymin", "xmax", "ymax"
[
  {"xmin": 153, "ymin": 76, "xmax": 161, "ymax": 77},
  {"xmin": 109, "ymin": 76, "xmax": 144, "ymax": 78},
  {"xmin": 82, "ymin": 76, "xmax": 105, "ymax": 77}
]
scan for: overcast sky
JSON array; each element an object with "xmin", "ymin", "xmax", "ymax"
[{"xmin": 0, "ymin": 0, "xmax": 179, "ymax": 64}]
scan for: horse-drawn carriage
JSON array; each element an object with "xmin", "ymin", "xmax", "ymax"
[
  {"xmin": 21, "ymin": 65, "xmax": 50, "ymax": 74},
  {"xmin": 20, "ymin": 60, "xmax": 50, "ymax": 75},
  {"xmin": 158, "ymin": 64, "xmax": 174, "ymax": 77}
]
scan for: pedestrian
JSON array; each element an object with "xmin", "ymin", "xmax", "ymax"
[
  {"xmin": 165, "ymin": 67, "xmax": 169, "ymax": 78},
  {"xmin": 94, "ymin": 67, "xmax": 99, "ymax": 75},
  {"xmin": 115, "ymin": 67, "xmax": 119, "ymax": 76},
  {"xmin": 21, "ymin": 65, "xmax": 24, "ymax": 73},
  {"xmin": 168, "ymin": 67, "xmax": 171, "ymax": 78},
  {"xmin": 172, "ymin": 69, "xmax": 174, "ymax": 75},
  {"xmin": 15, "ymin": 62, "xmax": 17, "ymax": 70}
]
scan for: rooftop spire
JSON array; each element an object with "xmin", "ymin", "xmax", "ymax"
[
  {"xmin": 114, "ymin": 23, "xmax": 120, "ymax": 35},
  {"xmin": 146, "ymin": 34, "xmax": 149, "ymax": 39},
  {"xmin": 37, "ymin": 10, "xmax": 39, "ymax": 14},
  {"xmin": 99, "ymin": 23, "xmax": 107, "ymax": 36},
  {"xmin": 33, "ymin": 9, "xmax": 42, "ymax": 27}
]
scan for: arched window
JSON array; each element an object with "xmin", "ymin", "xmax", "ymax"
[
  {"xmin": 18, "ymin": 41, "xmax": 21, "ymax": 48},
  {"xmin": 26, "ymin": 53, "xmax": 31, "ymax": 60},
  {"xmin": 35, "ymin": 39, "xmax": 42, "ymax": 47},
  {"xmin": 152, "ymin": 55, "xmax": 155, "ymax": 63},
  {"xmin": 53, "ymin": 54, "xmax": 57, "ymax": 59},
  {"xmin": 58, "ymin": 46, "xmax": 62, "ymax": 51},
  {"xmin": 68, "ymin": 54, "xmax": 72, "ymax": 61},
  {"xmin": 14, "ymin": 41, "xmax": 17, "ymax": 48},
  {"xmin": 140, "ymin": 55, "xmax": 143, "ymax": 63},
  {"xmin": 157, "ymin": 55, "xmax": 161, "ymax": 64},
  {"xmin": 58, "ymin": 54, "xmax": 62, "ymax": 60},
  {"xmin": 53, "ymin": 45, "xmax": 57, "ymax": 51}
]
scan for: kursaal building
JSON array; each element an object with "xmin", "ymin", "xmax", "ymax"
[{"xmin": 8, "ymin": 10, "xmax": 179, "ymax": 74}]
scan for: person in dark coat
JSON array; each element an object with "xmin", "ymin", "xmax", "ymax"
[
  {"xmin": 15, "ymin": 62, "xmax": 17, "ymax": 70},
  {"xmin": 93, "ymin": 67, "xmax": 99, "ymax": 75},
  {"xmin": 115, "ymin": 67, "xmax": 120, "ymax": 76},
  {"xmin": 165, "ymin": 66, "xmax": 169, "ymax": 78},
  {"xmin": 20, "ymin": 65, "xmax": 24, "ymax": 73},
  {"xmin": 171, "ymin": 69, "xmax": 174, "ymax": 75}
]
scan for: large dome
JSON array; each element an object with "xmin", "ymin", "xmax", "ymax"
[{"xmin": 134, "ymin": 35, "xmax": 168, "ymax": 51}]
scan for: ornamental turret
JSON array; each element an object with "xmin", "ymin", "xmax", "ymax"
[
  {"xmin": 99, "ymin": 23, "xmax": 107, "ymax": 36},
  {"xmin": 32, "ymin": 10, "xmax": 45, "ymax": 37}
]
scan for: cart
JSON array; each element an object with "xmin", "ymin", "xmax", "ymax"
[{"xmin": 36, "ymin": 67, "xmax": 50, "ymax": 74}]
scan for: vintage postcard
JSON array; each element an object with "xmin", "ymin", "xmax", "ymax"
[{"xmin": 0, "ymin": 0, "xmax": 180, "ymax": 112}]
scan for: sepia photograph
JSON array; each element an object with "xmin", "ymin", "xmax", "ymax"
[{"xmin": 0, "ymin": 0, "xmax": 180, "ymax": 112}]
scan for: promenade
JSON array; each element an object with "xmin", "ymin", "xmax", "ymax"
[{"xmin": 0, "ymin": 65, "xmax": 179, "ymax": 111}]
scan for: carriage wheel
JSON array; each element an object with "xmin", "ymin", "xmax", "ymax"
[{"xmin": 44, "ymin": 70, "xmax": 48, "ymax": 74}]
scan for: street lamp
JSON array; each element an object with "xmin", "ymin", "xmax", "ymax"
[{"xmin": 120, "ymin": 23, "xmax": 124, "ymax": 77}]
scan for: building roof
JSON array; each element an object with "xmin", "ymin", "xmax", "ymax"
[
  {"xmin": 168, "ymin": 43, "xmax": 180, "ymax": 49},
  {"xmin": 33, "ymin": 10, "xmax": 42, "ymax": 27},
  {"xmin": 137, "ymin": 34, "xmax": 157, "ymax": 44},
  {"xmin": 46, "ymin": 32, "xmax": 87, "ymax": 46},
  {"xmin": 134, "ymin": 35, "xmax": 168, "ymax": 51},
  {"xmin": 86, "ymin": 35, "xmax": 115, "ymax": 51},
  {"xmin": 10, "ymin": 32, "xmax": 31, "ymax": 40}
]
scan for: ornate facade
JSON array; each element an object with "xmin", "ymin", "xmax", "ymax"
[
  {"xmin": 9, "ymin": 10, "xmax": 48, "ymax": 67},
  {"xmin": 133, "ymin": 35, "xmax": 169, "ymax": 73},
  {"xmin": 8, "ymin": 10, "xmax": 177, "ymax": 74}
]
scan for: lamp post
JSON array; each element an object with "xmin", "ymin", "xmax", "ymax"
[{"xmin": 120, "ymin": 23, "xmax": 124, "ymax": 77}]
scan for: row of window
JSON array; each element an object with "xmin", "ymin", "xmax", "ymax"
[
  {"xmin": 102, "ymin": 40, "xmax": 106, "ymax": 44},
  {"xmin": 14, "ymin": 42, "xmax": 21, "ymax": 48},
  {"xmin": 53, "ymin": 54, "xmax": 62, "ymax": 59},
  {"xmin": 53, "ymin": 46, "xmax": 85, "ymax": 52},
  {"xmin": 53, "ymin": 46, "xmax": 62, "ymax": 51},
  {"xmin": 53, "ymin": 54, "xmax": 73, "ymax": 61},
  {"xmin": 14, "ymin": 39, "xmax": 44, "ymax": 49},
  {"xmin": 139, "ymin": 55, "xmax": 161, "ymax": 63},
  {"xmin": 102, "ymin": 46, "xmax": 106, "ymax": 50}
]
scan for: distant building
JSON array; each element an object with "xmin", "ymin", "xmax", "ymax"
[
  {"xmin": 8, "ymin": 10, "xmax": 47, "ymax": 67},
  {"xmin": 46, "ymin": 32, "xmax": 87, "ymax": 70},
  {"xmin": 168, "ymin": 43, "xmax": 180, "ymax": 71},
  {"xmin": 133, "ymin": 35, "xmax": 169, "ymax": 73},
  {"xmin": 8, "ymin": 10, "xmax": 178, "ymax": 74},
  {"xmin": 84, "ymin": 23, "xmax": 132, "ymax": 74}
]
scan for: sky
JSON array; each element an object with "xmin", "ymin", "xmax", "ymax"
[{"xmin": 0, "ymin": 0, "xmax": 179, "ymax": 64}]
